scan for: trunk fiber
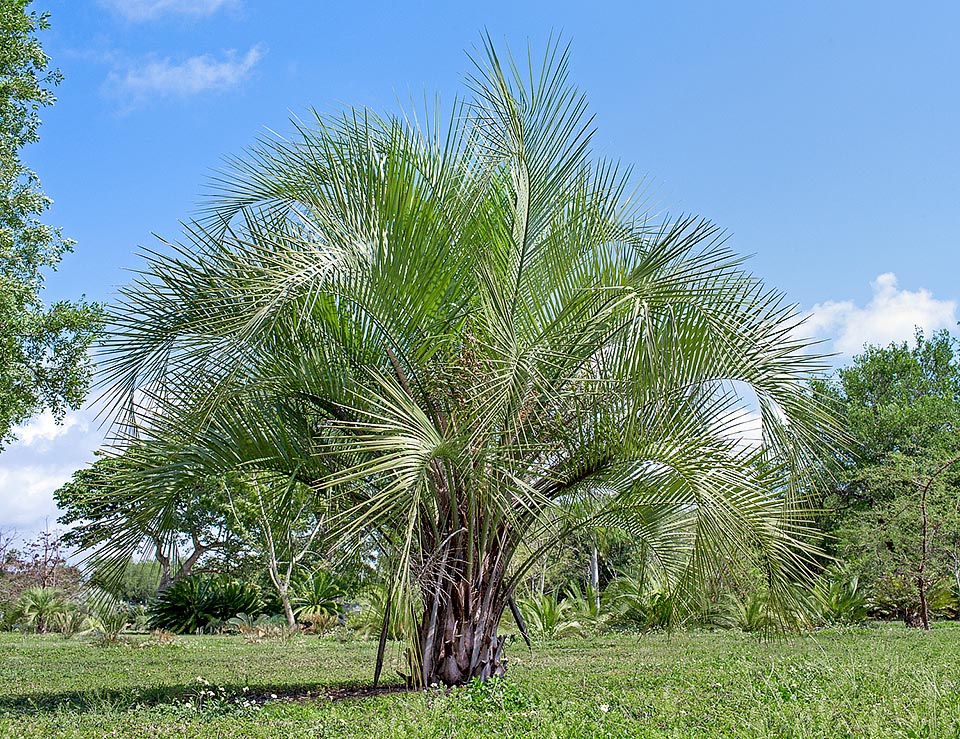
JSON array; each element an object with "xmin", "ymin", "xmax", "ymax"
[{"xmin": 414, "ymin": 555, "xmax": 509, "ymax": 686}]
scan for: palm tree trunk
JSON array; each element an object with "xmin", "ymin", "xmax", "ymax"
[
  {"xmin": 417, "ymin": 588, "xmax": 507, "ymax": 686},
  {"xmin": 415, "ymin": 546, "xmax": 510, "ymax": 686}
]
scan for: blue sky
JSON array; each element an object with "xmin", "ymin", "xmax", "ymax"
[{"xmin": 3, "ymin": 0, "xmax": 959, "ymax": 539}]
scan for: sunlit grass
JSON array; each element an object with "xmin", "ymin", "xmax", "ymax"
[{"xmin": 4, "ymin": 625, "xmax": 960, "ymax": 737}]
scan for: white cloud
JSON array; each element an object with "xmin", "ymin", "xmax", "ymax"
[
  {"xmin": 13, "ymin": 410, "xmax": 86, "ymax": 448},
  {"xmin": 0, "ymin": 466, "xmax": 75, "ymax": 531},
  {"xmin": 0, "ymin": 408, "xmax": 104, "ymax": 540},
  {"xmin": 109, "ymin": 45, "xmax": 265, "ymax": 103},
  {"xmin": 100, "ymin": 0, "xmax": 239, "ymax": 21},
  {"xmin": 804, "ymin": 273, "xmax": 957, "ymax": 356}
]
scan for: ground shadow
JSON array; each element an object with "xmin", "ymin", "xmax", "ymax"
[{"xmin": 0, "ymin": 681, "xmax": 409, "ymax": 716}]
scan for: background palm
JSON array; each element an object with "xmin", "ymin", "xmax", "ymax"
[{"xmin": 96, "ymin": 38, "xmax": 835, "ymax": 685}]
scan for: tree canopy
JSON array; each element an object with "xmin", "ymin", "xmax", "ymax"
[
  {"xmin": 822, "ymin": 329, "xmax": 960, "ymax": 626},
  {"xmin": 89, "ymin": 37, "xmax": 838, "ymax": 685},
  {"xmin": 0, "ymin": 0, "xmax": 102, "ymax": 447},
  {"xmin": 55, "ymin": 455, "xmax": 240, "ymax": 590}
]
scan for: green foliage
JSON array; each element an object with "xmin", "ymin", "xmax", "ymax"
[
  {"xmin": 80, "ymin": 588, "xmax": 129, "ymax": 642},
  {"xmin": 812, "ymin": 570, "xmax": 869, "ymax": 625},
  {"xmin": 523, "ymin": 531, "xmax": 638, "ymax": 599},
  {"xmin": 89, "ymin": 559, "xmax": 162, "ymax": 605},
  {"xmin": 50, "ymin": 607, "xmax": 85, "ymax": 637},
  {"xmin": 603, "ymin": 571, "xmax": 674, "ymax": 630},
  {"xmin": 55, "ymin": 457, "xmax": 243, "ymax": 587},
  {"xmin": 148, "ymin": 576, "xmax": 263, "ymax": 634},
  {"xmin": 0, "ymin": 0, "xmax": 102, "ymax": 446},
  {"xmin": 292, "ymin": 570, "xmax": 345, "ymax": 624},
  {"xmin": 822, "ymin": 330, "xmax": 960, "ymax": 625},
  {"xmin": 15, "ymin": 585, "xmax": 69, "ymax": 633},
  {"xmin": 837, "ymin": 330, "xmax": 960, "ymax": 465},
  {"xmin": 516, "ymin": 593, "xmax": 583, "ymax": 639},
  {"xmin": 832, "ymin": 459, "xmax": 960, "ymax": 624},
  {"xmin": 351, "ymin": 581, "xmax": 419, "ymax": 642},
  {"xmin": 562, "ymin": 581, "xmax": 609, "ymax": 630},
  {"xmin": 714, "ymin": 591, "xmax": 776, "ymax": 633}
]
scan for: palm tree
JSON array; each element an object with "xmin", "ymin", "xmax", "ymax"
[
  {"xmin": 95, "ymin": 37, "xmax": 836, "ymax": 686},
  {"xmin": 17, "ymin": 586, "xmax": 70, "ymax": 634}
]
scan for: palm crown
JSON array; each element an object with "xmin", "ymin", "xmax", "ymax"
[{"xmin": 96, "ymin": 37, "xmax": 836, "ymax": 685}]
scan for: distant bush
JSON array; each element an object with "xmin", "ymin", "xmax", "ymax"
[
  {"xmin": 16, "ymin": 586, "xmax": 71, "ymax": 633},
  {"xmin": 604, "ymin": 572, "xmax": 673, "ymax": 630},
  {"xmin": 148, "ymin": 575, "xmax": 262, "ymax": 634},
  {"xmin": 226, "ymin": 612, "xmax": 298, "ymax": 642},
  {"xmin": 813, "ymin": 570, "xmax": 869, "ymax": 625},
  {"xmin": 81, "ymin": 588, "xmax": 131, "ymax": 642},
  {"xmin": 292, "ymin": 570, "xmax": 345, "ymax": 625},
  {"xmin": 89, "ymin": 559, "xmax": 163, "ymax": 605},
  {"xmin": 517, "ymin": 593, "xmax": 583, "ymax": 639},
  {"xmin": 350, "ymin": 581, "xmax": 419, "ymax": 641}
]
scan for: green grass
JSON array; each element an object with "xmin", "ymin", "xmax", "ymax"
[{"xmin": 4, "ymin": 625, "xmax": 960, "ymax": 737}]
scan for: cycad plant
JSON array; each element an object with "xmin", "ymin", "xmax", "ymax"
[
  {"xmin": 292, "ymin": 570, "xmax": 345, "ymax": 624},
  {"xmin": 813, "ymin": 569, "xmax": 869, "ymax": 625},
  {"xmin": 563, "ymin": 581, "xmax": 608, "ymax": 630},
  {"xmin": 17, "ymin": 586, "xmax": 70, "ymax": 634},
  {"xmin": 517, "ymin": 592, "xmax": 583, "ymax": 639},
  {"xmin": 94, "ymin": 37, "xmax": 836, "ymax": 685},
  {"xmin": 352, "ymin": 580, "xmax": 420, "ymax": 643},
  {"xmin": 80, "ymin": 588, "xmax": 130, "ymax": 642},
  {"xmin": 148, "ymin": 575, "xmax": 262, "ymax": 634},
  {"xmin": 604, "ymin": 569, "xmax": 675, "ymax": 630}
]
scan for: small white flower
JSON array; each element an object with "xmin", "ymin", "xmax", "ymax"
[{"xmin": 599, "ymin": 703, "xmax": 610, "ymax": 713}]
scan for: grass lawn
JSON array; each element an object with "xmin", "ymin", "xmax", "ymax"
[{"xmin": 3, "ymin": 625, "xmax": 960, "ymax": 738}]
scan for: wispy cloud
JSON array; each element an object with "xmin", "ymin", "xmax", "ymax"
[
  {"xmin": 107, "ymin": 44, "xmax": 265, "ymax": 105},
  {"xmin": 13, "ymin": 410, "xmax": 86, "ymax": 449},
  {"xmin": 804, "ymin": 273, "xmax": 957, "ymax": 356},
  {"xmin": 100, "ymin": 0, "xmax": 239, "ymax": 22},
  {"xmin": 0, "ymin": 466, "xmax": 76, "ymax": 531},
  {"xmin": 0, "ymin": 409, "xmax": 103, "ymax": 538}
]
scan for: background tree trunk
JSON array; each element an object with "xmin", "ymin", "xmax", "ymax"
[
  {"xmin": 589, "ymin": 545, "xmax": 600, "ymax": 611},
  {"xmin": 280, "ymin": 587, "xmax": 296, "ymax": 629}
]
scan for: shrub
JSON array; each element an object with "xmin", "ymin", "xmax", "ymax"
[
  {"xmin": 16, "ymin": 586, "xmax": 71, "ymax": 633},
  {"xmin": 813, "ymin": 570, "xmax": 869, "ymax": 625},
  {"xmin": 563, "ymin": 582, "xmax": 609, "ymax": 631},
  {"xmin": 52, "ymin": 609, "xmax": 86, "ymax": 637},
  {"xmin": 81, "ymin": 588, "xmax": 130, "ymax": 642},
  {"xmin": 226, "ymin": 613, "xmax": 296, "ymax": 642},
  {"xmin": 89, "ymin": 559, "xmax": 163, "ymax": 605},
  {"xmin": 713, "ymin": 591, "xmax": 775, "ymax": 633},
  {"xmin": 517, "ymin": 593, "xmax": 583, "ymax": 639},
  {"xmin": 292, "ymin": 570, "xmax": 345, "ymax": 625},
  {"xmin": 604, "ymin": 572, "xmax": 673, "ymax": 630},
  {"xmin": 351, "ymin": 581, "xmax": 419, "ymax": 641},
  {"xmin": 927, "ymin": 579, "xmax": 960, "ymax": 619},
  {"xmin": 148, "ymin": 575, "xmax": 263, "ymax": 634}
]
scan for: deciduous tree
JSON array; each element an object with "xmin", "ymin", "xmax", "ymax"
[
  {"xmin": 0, "ymin": 0, "xmax": 102, "ymax": 447},
  {"xmin": 823, "ymin": 330, "xmax": 960, "ymax": 626}
]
